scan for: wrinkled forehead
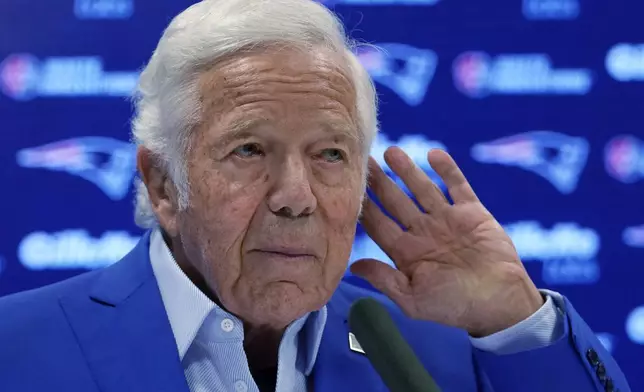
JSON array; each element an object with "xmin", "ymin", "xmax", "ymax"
[
  {"xmin": 198, "ymin": 44, "xmax": 355, "ymax": 91},
  {"xmin": 195, "ymin": 45, "xmax": 360, "ymax": 136}
]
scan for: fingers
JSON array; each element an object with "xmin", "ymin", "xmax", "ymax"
[
  {"xmin": 428, "ymin": 149, "xmax": 479, "ymax": 204},
  {"xmin": 369, "ymin": 147, "xmax": 479, "ymax": 226},
  {"xmin": 350, "ymin": 259, "xmax": 410, "ymax": 304},
  {"xmin": 384, "ymin": 147, "xmax": 449, "ymax": 213},
  {"xmin": 359, "ymin": 197, "xmax": 404, "ymax": 259},
  {"xmin": 368, "ymin": 156, "xmax": 420, "ymax": 228}
]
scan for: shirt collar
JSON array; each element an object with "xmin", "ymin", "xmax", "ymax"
[
  {"xmin": 149, "ymin": 228, "xmax": 216, "ymax": 359},
  {"xmin": 303, "ymin": 302, "xmax": 327, "ymax": 375},
  {"xmin": 148, "ymin": 228, "xmax": 327, "ymax": 374}
]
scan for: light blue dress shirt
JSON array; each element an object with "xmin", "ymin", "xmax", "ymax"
[{"xmin": 148, "ymin": 229, "xmax": 563, "ymax": 391}]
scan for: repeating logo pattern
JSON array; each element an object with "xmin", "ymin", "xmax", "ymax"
[
  {"xmin": 1, "ymin": 0, "xmax": 643, "ymax": 384},
  {"xmin": 357, "ymin": 43, "xmax": 438, "ymax": 106},
  {"xmin": 471, "ymin": 131, "xmax": 590, "ymax": 194},
  {"xmin": 18, "ymin": 230, "xmax": 140, "ymax": 270},
  {"xmin": 0, "ymin": 54, "xmax": 138, "ymax": 101},
  {"xmin": 453, "ymin": 52, "xmax": 593, "ymax": 98},
  {"xmin": 16, "ymin": 137, "xmax": 137, "ymax": 200}
]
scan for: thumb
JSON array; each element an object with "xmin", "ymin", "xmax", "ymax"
[{"xmin": 350, "ymin": 258, "xmax": 409, "ymax": 304}]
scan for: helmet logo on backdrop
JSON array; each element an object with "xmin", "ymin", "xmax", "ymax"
[
  {"xmin": 0, "ymin": 54, "xmax": 139, "ymax": 101},
  {"xmin": 604, "ymin": 135, "xmax": 644, "ymax": 183},
  {"xmin": 452, "ymin": 52, "xmax": 592, "ymax": 98},
  {"xmin": 16, "ymin": 137, "xmax": 137, "ymax": 201},
  {"xmin": 357, "ymin": 43, "xmax": 438, "ymax": 106},
  {"xmin": 471, "ymin": 131, "xmax": 589, "ymax": 194}
]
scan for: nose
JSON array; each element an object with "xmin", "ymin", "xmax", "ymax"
[{"xmin": 267, "ymin": 155, "xmax": 317, "ymax": 218}]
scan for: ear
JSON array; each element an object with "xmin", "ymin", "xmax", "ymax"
[{"xmin": 137, "ymin": 146, "xmax": 181, "ymax": 237}]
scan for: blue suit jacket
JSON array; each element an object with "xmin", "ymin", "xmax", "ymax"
[{"xmin": 0, "ymin": 232, "xmax": 630, "ymax": 391}]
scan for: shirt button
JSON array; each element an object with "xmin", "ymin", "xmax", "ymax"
[
  {"xmin": 234, "ymin": 380, "xmax": 248, "ymax": 392},
  {"xmin": 221, "ymin": 318, "xmax": 234, "ymax": 332}
]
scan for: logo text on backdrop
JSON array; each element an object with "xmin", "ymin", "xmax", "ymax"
[
  {"xmin": 452, "ymin": 52, "xmax": 592, "ymax": 98},
  {"xmin": 18, "ymin": 230, "xmax": 140, "ymax": 270},
  {"xmin": 0, "ymin": 54, "xmax": 139, "ymax": 101},
  {"xmin": 74, "ymin": 0, "xmax": 134, "ymax": 19}
]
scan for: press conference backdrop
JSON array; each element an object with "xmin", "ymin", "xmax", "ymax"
[{"xmin": 1, "ymin": 0, "xmax": 643, "ymax": 387}]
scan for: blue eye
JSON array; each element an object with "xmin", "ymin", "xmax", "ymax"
[
  {"xmin": 233, "ymin": 143, "xmax": 264, "ymax": 158},
  {"xmin": 319, "ymin": 148, "xmax": 344, "ymax": 163}
]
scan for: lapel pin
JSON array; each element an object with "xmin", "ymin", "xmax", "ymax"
[{"xmin": 348, "ymin": 332, "xmax": 365, "ymax": 355}]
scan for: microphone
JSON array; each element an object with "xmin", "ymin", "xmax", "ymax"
[{"xmin": 348, "ymin": 297, "xmax": 442, "ymax": 392}]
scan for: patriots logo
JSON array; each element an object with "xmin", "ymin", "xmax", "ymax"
[
  {"xmin": 16, "ymin": 137, "xmax": 137, "ymax": 200},
  {"xmin": 471, "ymin": 131, "xmax": 589, "ymax": 194},
  {"xmin": 356, "ymin": 43, "xmax": 438, "ymax": 106}
]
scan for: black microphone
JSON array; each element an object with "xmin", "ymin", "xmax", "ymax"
[{"xmin": 348, "ymin": 297, "xmax": 442, "ymax": 392}]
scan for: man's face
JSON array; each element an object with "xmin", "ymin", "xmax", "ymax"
[{"xmin": 178, "ymin": 48, "xmax": 364, "ymax": 328}]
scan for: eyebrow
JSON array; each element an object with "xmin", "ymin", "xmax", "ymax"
[
  {"xmin": 320, "ymin": 120, "xmax": 361, "ymax": 145},
  {"xmin": 211, "ymin": 118, "xmax": 267, "ymax": 151},
  {"xmin": 211, "ymin": 116, "xmax": 361, "ymax": 151}
]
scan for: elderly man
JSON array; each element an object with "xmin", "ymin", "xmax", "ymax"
[{"xmin": 0, "ymin": 0, "xmax": 630, "ymax": 391}]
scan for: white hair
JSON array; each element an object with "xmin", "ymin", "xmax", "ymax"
[{"xmin": 131, "ymin": 0, "xmax": 379, "ymax": 228}]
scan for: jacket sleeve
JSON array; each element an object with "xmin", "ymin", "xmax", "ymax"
[{"xmin": 473, "ymin": 290, "xmax": 631, "ymax": 392}]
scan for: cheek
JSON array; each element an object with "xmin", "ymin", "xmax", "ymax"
[
  {"xmin": 317, "ymin": 168, "xmax": 363, "ymax": 226},
  {"xmin": 192, "ymin": 177, "xmax": 267, "ymax": 235},
  {"xmin": 188, "ymin": 157, "xmax": 268, "ymax": 220},
  {"xmin": 317, "ymin": 172, "xmax": 363, "ymax": 257},
  {"xmin": 185, "ymin": 163, "xmax": 269, "ymax": 265},
  {"xmin": 183, "ymin": 173, "xmax": 270, "ymax": 301},
  {"xmin": 311, "ymin": 163, "xmax": 347, "ymax": 187}
]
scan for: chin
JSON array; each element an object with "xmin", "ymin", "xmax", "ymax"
[{"xmin": 247, "ymin": 281, "xmax": 324, "ymax": 327}]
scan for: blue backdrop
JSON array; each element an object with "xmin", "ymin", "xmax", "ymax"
[{"xmin": 1, "ymin": 0, "xmax": 643, "ymax": 389}]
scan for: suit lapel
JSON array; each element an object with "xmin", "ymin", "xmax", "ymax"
[
  {"xmin": 59, "ymin": 231, "xmax": 190, "ymax": 392},
  {"xmin": 313, "ymin": 287, "xmax": 389, "ymax": 392}
]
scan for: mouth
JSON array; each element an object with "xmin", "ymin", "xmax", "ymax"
[{"xmin": 251, "ymin": 248, "xmax": 317, "ymax": 260}]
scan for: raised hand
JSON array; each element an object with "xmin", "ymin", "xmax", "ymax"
[{"xmin": 351, "ymin": 147, "xmax": 544, "ymax": 337}]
